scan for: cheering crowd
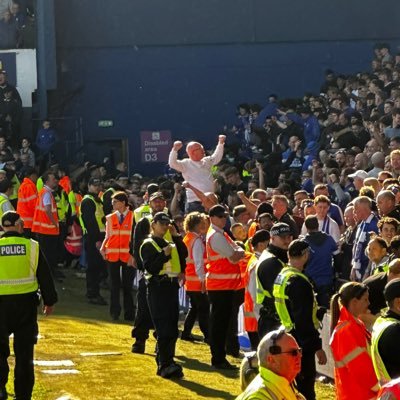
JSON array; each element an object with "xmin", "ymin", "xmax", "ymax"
[{"xmin": 2, "ymin": 43, "xmax": 400, "ymax": 399}]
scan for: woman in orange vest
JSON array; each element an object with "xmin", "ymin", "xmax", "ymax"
[
  {"xmin": 181, "ymin": 212, "xmax": 209, "ymax": 342},
  {"xmin": 16, "ymin": 167, "xmax": 38, "ymax": 237},
  {"xmin": 100, "ymin": 191, "xmax": 135, "ymax": 321},
  {"xmin": 329, "ymin": 282, "xmax": 380, "ymax": 400}
]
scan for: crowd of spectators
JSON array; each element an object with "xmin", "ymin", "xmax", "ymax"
[{"xmin": 0, "ymin": 0, "xmax": 35, "ymax": 49}]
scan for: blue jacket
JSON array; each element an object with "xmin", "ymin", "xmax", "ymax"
[{"xmin": 287, "ymin": 113, "xmax": 320, "ymax": 145}]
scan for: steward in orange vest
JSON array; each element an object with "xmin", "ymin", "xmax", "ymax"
[
  {"xmin": 31, "ymin": 171, "xmax": 62, "ymax": 280},
  {"xmin": 181, "ymin": 212, "xmax": 209, "ymax": 342},
  {"xmin": 243, "ymin": 229, "xmax": 270, "ymax": 350},
  {"xmin": 206, "ymin": 205, "xmax": 244, "ymax": 369},
  {"xmin": 16, "ymin": 168, "xmax": 38, "ymax": 233},
  {"xmin": 100, "ymin": 191, "xmax": 135, "ymax": 321}
]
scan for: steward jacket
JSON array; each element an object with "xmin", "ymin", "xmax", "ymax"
[
  {"xmin": 330, "ymin": 306, "xmax": 379, "ymax": 400},
  {"xmin": 139, "ymin": 235, "xmax": 186, "ymax": 277},
  {"xmin": 0, "ymin": 231, "xmax": 57, "ymax": 306},
  {"xmin": 256, "ymin": 244, "xmax": 288, "ymax": 308},
  {"xmin": 16, "ymin": 177, "xmax": 38, "ymax": 229},
  {"xmin": 236, "ymin": 366, "xmax": 305, "ymax": 400},
  {"xmin": 372, "ymin": 310, "xmax": 400, "ymax": 383}
]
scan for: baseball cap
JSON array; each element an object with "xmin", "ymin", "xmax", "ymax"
[
  {"xmin": 384, "ymin": 278, "xmax": 400, "ymax": 304},
  {"xmin": 147, "ymin": 183, "xmax": 159, "ymax": 196},
  {"xmin": 270, "ymin": 222, "xmax": 292, "ymax": 237},
  {"xmin": 149, "ymin": 191, "xmax": 165, "ymax": 202},
  {"xmin": 348, "ymin": 170, "xmax": 368, "ymax": 180},
  {"xmin": 153, "ymin": 212, "xmax": 171, "ymax": 224},
  {"xmin": 88, "ymin": 178, "xmax": 101, "ymax": 186},
  {"xmin": 288, "ymin": 239, "xmax": 310, "ymax": 257},
  {"xmin": 209, "ymin": 205, "xmax": 229, "ymax": 218},
  {"xmin": 1, "ymin": 211, "xmax": 22, "ymax": 227}
]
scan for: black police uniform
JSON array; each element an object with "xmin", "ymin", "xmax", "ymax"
[
  {"xmin": 0, "ymin": 232, "xmax": 57, "ymax": 400},
  {"xmin": 140, "ymin": 232, "xmax": 186, "ymax": 377}
]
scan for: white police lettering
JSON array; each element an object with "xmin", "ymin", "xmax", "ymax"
[{"xmin": 0, "ymin": 245, "xmax": 27, "ymax": 256}]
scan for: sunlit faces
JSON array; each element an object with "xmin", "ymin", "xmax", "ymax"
[
  {"xmin": 314, "ymin": 201, "xmax": 330, "ymax": 220},
  {"xmin": 270, "ymin": 234, "xmax": 293, "ymax": 250},
  {"xmin": 349, "ymin": 291, "xmax": 370, "ymax": 317},
  {"xmin": 366, "ymin": 239, "xmax": 387, "ymax": 264},
  {"xmin": 380, "ymin": 222, "xmax": 397, "ymax": 245},
  {"xmin": 231, "ymin": 224, "xmax": 247, "ymax": 242}
]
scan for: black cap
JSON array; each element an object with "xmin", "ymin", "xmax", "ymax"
[
  {"xmin": 153, "ymin": 212, "xmax": 171, "ymax": 224},
  {"xmin": 251, "ymin": 229, "xmax": 270, "ymax": 247},
  {"xmin": 288, "ymin": 239, "xmax": 310, "ymax": 257},
  {"xmin": 149, "ymin": 191, "xmax": 165, "ymax": 202},
  {"xmin": 270, "ymin": 222, "xmax": 292, "ymax": 237},
  {"xmin": 116, "ymin": 173, "xmax": 129, "ymax": 181},
  {"xmin": 384, "ymin": 278, "xmax": 400, "ymax": 304},
  {"xmin": 88, "ymin": 178, "xmax": 101, "ymax": 186},
  {"xmin": 1, "ymin": 211, "xmax": 22, "ymax": 227},
  {"xmin": 147, "ymin": 183, "xmax": 159, "ymax": 196},
  {"xmin": 209, "ymin": 205, "xmax": 229, "ymax": 218}
]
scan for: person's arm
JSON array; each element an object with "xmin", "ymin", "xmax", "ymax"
[
  {"xmin": 207, "ymin": 135, "xmax": 226, "ymax": 166},
  {"xmin": 99, "ymin": 216, "xmax": 112, "ymax": 258},
  {"xmin": 286, "ymin": 112, "xmax": 305, "ymax": 127},
  {"xmin": 132, "ymin": 218, "xmax": 151, "ymax": 270},
  {"xmin": 256, "ymin": 160, "xmax": 265, "ymax": 190},
  {"xmin": 168, "ymin": 141, "xmax": 185, "ymax": 173},
  {"xmin": 237, "ymin": 191, "xmax": 258, "ymax": 219},
  {"xmin": 170, "ymin": 223, "xmax": 187, "ymax": 272},
  {"xmin": 81, "ymin": 199, "xmax": 101, "ymax": 240},
  {"xmin": 182, "ymin": 181, "xmax": 215, "ymax": 209},
  {"xmin": 192, "ymin": 238, "xmax": 206, "ymax": 281},
  {"xmin": 169, "ymin": 183, "xmax": 183, "ymax": 217},
  {"xmin": 43, "ymin": 195, "xmax": 58, "ymax": 228}
]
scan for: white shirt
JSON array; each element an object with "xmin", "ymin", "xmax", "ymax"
[
  {"xmin": 192, "ymin": 233, "xmax": 206, "ymax": 281},
  {"xmin": 207, "ymin": 223, "xmax": 240, "ymax": 259},
  {"xmin": 301, "ymin": 216, "xmax": 341, "ymax": 244},
  {"xmin": 168, "ymin": 143, "xmax": 224, "ymax": 202}
]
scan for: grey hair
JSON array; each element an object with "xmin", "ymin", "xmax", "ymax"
[{"xmin": 257, "ymin": 327, "xmax": 286, "ymax": 368}]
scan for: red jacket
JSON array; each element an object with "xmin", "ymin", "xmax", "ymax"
[{"xmin": 330, "ymin": 306, "xmax": 379, "ymax": 400}]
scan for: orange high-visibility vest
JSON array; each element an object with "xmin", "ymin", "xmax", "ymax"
[
  {"xmin": 206, "ymin": 226, "xmax": 241, "ymax": 291},
  {"xmin": 104, "ymin": 210, "xmax": 133, "ymax": 263},
  {"xmin": 237, "ymin": 251, "xmax": 252, "ymax": 290},
  {"xmin": 183, "ymin": 231, "xmax": 206, "ymax": 292},
  {"xmin": 32, "ymin": 187, "xmax": 59, "ymax": 235},
  {"xmin": 243, "ymin": 254, "xmax": 259, "ymax": 332},
  {"xmin": 247, "ymin": 221, "xmax": 258, "ymax": 240},
  {"xmin": 59, "ymin": 176, "xmax": 72, "ymax": 194},
  {"xmin": 75, "ymin": 193, "xmax": 82, "ymax": 217},
  {"xmin": 16, "ymin": 177, "xmax": 38, "ymax": 229},
  {"xmin": 378, "ymin": 378, "xmax": 400, "ymax": 399}
]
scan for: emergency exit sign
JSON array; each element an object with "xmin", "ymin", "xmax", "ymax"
[{"xmin": 98, "ymin": 120, "xmax": 113, "ymax": 128}]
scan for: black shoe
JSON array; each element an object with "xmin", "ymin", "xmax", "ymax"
[
  {"xmin": 158, "ymin": 363, "xmax": 184, "ymax": 379},
  {"xmin": 0, "ymin": 387, "xmax": 7, "ymax": 400},
  {"xmin": 131, "ymin": 340, "xmax": 146, "ymax": 354},
  {"xmin": 226, "ymin": 350, "xmax": 245, "ymax": 359},
  {"xmin": 181, "ymin": 333, "xmax": 196, "ymax": 342},
  {"xmin": 212, "ymin": 360, "xmax": 238, "ymax": 370},
  {"xmin": 87, "ymin": 296, "xmax": 107, "ymax": 306}
]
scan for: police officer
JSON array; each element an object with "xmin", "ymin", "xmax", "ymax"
[
  {"xmin": 273, "ymin": 239, "xmax": 326, "ymax": 400},
  {"xmin": 79, "ymin": 178, "xmax": 107, "ymax": 305},
  {"xmin": 371, "ymin": 278, "xmax": 400, "ymax": 385},
  {"xmin": 0, "ymin": 211, "xmax": 57, "ymax": 400},
  {"xmin": 131, "ymin": 191, "xmax": 171, "ymax": 353},
  {"xmin": 139, "ymin": 212, "xmax": 186, "ymax": 378},
  {"xmin": 256, "ymin": 223, "xmax": 292, "ymax": 338}
]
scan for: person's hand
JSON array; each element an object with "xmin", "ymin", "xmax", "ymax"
[
  {"xmin": 173, "ymin": 141, "xmax": 183, "ymax": 151},
  {"xmin": 316, "ymin": 349, "xmax": 327, "ymax": 365},
  {"xmin": 350, "ymin": 267, "xmax": 361, "ymax": 282},
  {"xmin": 100, "ymin": 249, "xmax": 106, "ymax": 260},
  {"xmin": 43, "ymin": 305, "xmax": 54, "ymax": 316},
  {"xmin": 312, "ymin": 159, "xmax": 319, "ymax": 169},
  {"xmin": 127, "ymin": 255, "xmax": 136, "ymax": 267},
  {"xmin": 163, "ymin": 244, "xmax": 172, "ymax": 256},
  {"xmin": 218, "ymin": 135, "xmax": 226, "ymax": 145},
  {"xmin": 237, "ymin": 191, "xmax": 245, "ymax": 200},
  {"xmin": 277, "ymin": 109, "xmax": 286, "ymax": 115},
  {"xmin": 95, "ymin": 241, "xmax": 102, "ymax": 250},
  {"xmin": 294, "ymin": 140, "xmax": 302, "ymax": 151},
  {"xmin": 178, "ymin": 272, "xmax": 185, "ymax": 285},
  {"xmin": 169, "ymin": 224, "xmax": 178, "ymax": 236},
  {"xmin": 174, "ymin": 182, "xmax": 182, "ymax": 193},
  {"xmin": 182, "ymin": 181, "xmax": 190, "ymax": 189},
  {"xmin": 329, "ymin": 173, "xmax": 338, "ymax": 184}
]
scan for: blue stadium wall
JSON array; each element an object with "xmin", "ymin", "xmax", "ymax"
[{"xmin": 54, "ymin": 0, "xmax": 400, "ymax": 175}]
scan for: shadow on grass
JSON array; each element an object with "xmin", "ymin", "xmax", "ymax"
[
  {"xmin": 173, "ymin": 378, "xmax": 236, "ymax": 399},
  {"xmin": 176, "ymin": 355, "xmax": 239, "ymax": 379}
]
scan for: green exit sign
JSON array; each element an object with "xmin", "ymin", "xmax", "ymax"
[{"xmin": 98, "ymin": 120, "xmax": 114, "ymax": 128}]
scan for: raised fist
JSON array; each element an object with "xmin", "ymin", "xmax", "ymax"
[
  {"xmin": 173, "ymin": 141, "xmax": 183, "ymax": 151},
  {"xmin": 218, "ymin": 135, "xmax": 226, "ymax": 144}
]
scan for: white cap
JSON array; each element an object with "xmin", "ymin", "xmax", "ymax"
[{"xmin": 348, "ymin": 170, "xmax": 368, "ymax": 180}]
